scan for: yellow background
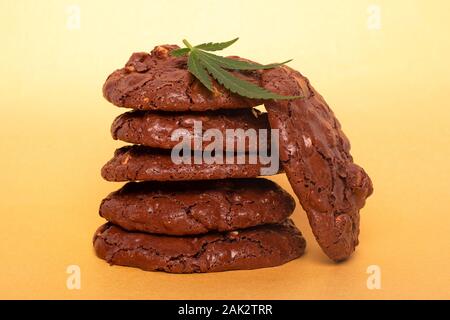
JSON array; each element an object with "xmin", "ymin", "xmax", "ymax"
[{"xmin": 1, "ymin": 0, "xmax": 449, "ymax": 299}]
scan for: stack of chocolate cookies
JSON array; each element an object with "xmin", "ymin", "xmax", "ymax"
[{"xmin": 93, "ymin": 45, "xmax": 307, "ymax": 273}]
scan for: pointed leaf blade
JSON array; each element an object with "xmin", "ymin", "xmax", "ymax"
[
  {"xmin": 187, "ymin": 51, "xmax": 213, "ymax": 92},
  {"xmin": 171, "ymin": 47, "xmax": 191, "ymax": 57},
  {"xmin": 194, "ymin": 38, "xmax": 239, "ymax": 51},
  {"xmin": 198, "ymin": 51, "xmax": 292, "ymax": 70},
  {"xmin": 198, "ymin": 55, "xmax": 300, "ymax": 100}
]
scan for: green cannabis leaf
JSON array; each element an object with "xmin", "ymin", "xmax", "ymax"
[{"xmin": 171, "ymin": 38, "xmax": 301, "ymax": 100}]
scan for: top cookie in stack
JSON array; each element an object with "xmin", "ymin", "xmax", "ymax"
[
  {"xmin": 93, "ymin": 45, "xmax": 307, "ymax": 273},
  {"xmin": 102, "ymin": 45, "xmax": 260, "ymax": 112}
]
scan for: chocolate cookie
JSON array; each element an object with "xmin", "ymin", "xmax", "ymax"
[
  {"xmin": 93, "ymin": 220, "xmax": 306, "ymax": 273},
  {"xmin": 261, "ymin": 66, "xmax": 373, "ymax": 262},
  {"xmin": 99, "ymin": 179, "xmax": 295, "ymax": 235},
  {"xmin": 103, "ymin": 45, "xmax": 261, "ymax": 111},
  {"xmin": 111, "ymin": 109, "xmax": 269, "ymax": 151},
  {"xmin": 101, "ymin": 145, "xmax": 280, "ymax": 182}
]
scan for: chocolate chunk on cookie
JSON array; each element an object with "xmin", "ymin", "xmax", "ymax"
[
  {"xmin": 261, "ymin": 66, "xmax": 373, "ymax": 262},
  {"xmin": 103, "ymin": 45, "xmax": 261, "ymax": 111},
  {"xmin": 99, "ymin": 178, "xmax": 295, "ymax": 235},
  {"xmin": 93, "ymin": 220, "xmax": 306, "ymax": 273},
  {"xmin": 101, "ymin": 145, "xmax": 280, "ymax": 182},
  {"xmin": 111, "ymin": 109, "xmax": 269, "ymax": 151}
]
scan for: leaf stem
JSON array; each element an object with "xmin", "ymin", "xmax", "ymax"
[{"xmin": 182, "ymin": 39, "xmax": 193, "ymax": 50}]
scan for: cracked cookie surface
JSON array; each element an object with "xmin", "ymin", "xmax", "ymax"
[
  {"xmin": 99, "ymin": 179, "xmax": 295, "ymax": 235},
  {"xmin": 261, "ymin": 66, "xmax": 373, "ymax": 262},
  {"xmin": 93, "ymin": 220, "xmax": 306, "ymax": 273},
  {"xmin": 101, "ymin": 145, "xmax": 280, "ymax": 182},
  {"xmin": 103, "ymin": 45, "xmax": 261, "ymax": 111},
  {"xmin": 111, "ymin": 109, "xmax": 269, "ymax": 151}
]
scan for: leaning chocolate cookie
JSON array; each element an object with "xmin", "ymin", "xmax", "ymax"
[
  {"xmin": 99, "ymin": 179, "xmax": 295, "ymax": 235},
  {"xmin": 103, "ymin": 45, "xmax": 261, "ymax": 111},
  {"xmin": 101, "ymin": 145, "xmax": 280, "ymax": 182},
  {"xmin": 111, "ymin": 109, "xmax": 269, "ymax": 151},
  {"xmin": 261, "ymin": 66, "xmax": 373, "ymax": 262},
  {"xmin": 93, "ymin": 220, "xmax": 306, "ymax": 273}
]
